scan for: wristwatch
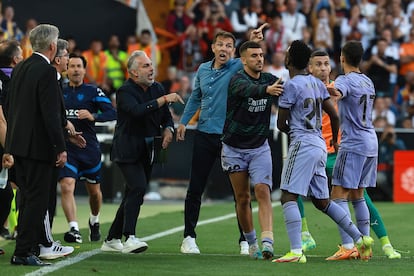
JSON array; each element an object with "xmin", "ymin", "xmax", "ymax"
[{"xmin": 166, "ymin": 126, "xmax": 175, "ymax": 134}]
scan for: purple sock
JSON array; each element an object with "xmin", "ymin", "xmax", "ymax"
[
  {"xmin": 243, "ymin": 229, "xmax": 257, "ymax": 246},
  {"xmin": 282, "ymin": 201, "xmax": 302, "ymax": 251},
  {"xmin": 352, "ymin": 198, "xmax": 370, "ymax": 236},
  {"xmin": 331, "ymin": 199, "xmax": 354, "ymax": 245},
  {"xmin": 324, "ymin": 201, "xmax": 361, "ymax": 242}
]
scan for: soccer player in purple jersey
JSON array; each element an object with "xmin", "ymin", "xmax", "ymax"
[
  {"xmin": 326, "ymin": 40, "xmax": 378, "ymax": 260},
  {"xmin": 273, "ymin": 40, "xmax": 373, "ymax": 264}
]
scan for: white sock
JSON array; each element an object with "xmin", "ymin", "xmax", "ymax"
[
  {"xmin": 69, "ymin": 221, "xmax": 79, "ymax": 231},
  {"xmin": 343, "ymin": 243, "xmax": 355, "ymax": 250},
  {"xmin": 90, "ymin": 213, "xmax": 100, "ymax": 225}
]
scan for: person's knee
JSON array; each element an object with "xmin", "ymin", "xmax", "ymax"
[
  {"xmin": 349, "ymin": 188, "xmax": 364, "ymax": 200},
  {"xmin": 254, "ymin": 184, "xmax": 270, "ymax": 201},
  {"xmin": 280, "ymin": 190, "xmax": 297, "ymax": 205},
  {"xmin": 87, "ymin": 183, "xmax": 102, "ymax": 198},
  {"xmin": 235, "ymin": 192, "xmax": 251, "ymax": 207},
  {"xmin": 330, "ymin": 185, "xmax": 348, "ymax": 199},
  {"xmin": 312, "ymin": 198, "xmax": 329, "ymax": 211},
  {"xmin": 60, "ymin": 178, "xmax": 75, "ymax": 194}
]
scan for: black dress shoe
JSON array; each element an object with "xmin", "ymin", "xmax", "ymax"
[{"xmin": 11, "ymin": 254, "xmax": 52, "ymax": 266}]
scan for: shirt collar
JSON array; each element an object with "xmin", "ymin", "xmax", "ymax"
[
  {"xmin": 34, "ymin": 52, "xmax": 51, "ymax": 64},
  {"xmin": 210, "ymin": 58, "xmax": 232, "ymax": 70}
]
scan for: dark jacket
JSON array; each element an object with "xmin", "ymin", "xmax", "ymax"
[
  {"xmin": 5, "ymin": 53, "xmax": 66, "ymax": 163},
  {"xmin": 111, "ymin": 78, "xmax": 173, "ymax": 163}
]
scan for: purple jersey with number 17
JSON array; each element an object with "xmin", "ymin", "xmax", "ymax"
[
  {"xmin": 278, "ymin": 74, "xmax": 330, "ymax": 149},
  {"xmin": 335, "ymin": 72, "xmax": 378, "ymax": 157}
]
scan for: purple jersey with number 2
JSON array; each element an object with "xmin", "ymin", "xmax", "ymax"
[{"xmin": 278, "ymin": 74, "xmax": 330, "ymax": 150}]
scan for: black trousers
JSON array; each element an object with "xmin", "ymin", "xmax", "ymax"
[
  {"xmin": 47, "ymin": 169, "xmax": 58, "ymax": 228},
  {"xmin": 184, "ymin": 131, "xmax": 245, "ymax": 243},
  {"xmin": 13, "ymin": 156, "xmax": 54, "ymax": 256},
  {"xmin": 107, "ymin": 159, "xmax": 151, "ymax": 240},
  {"xmin": 0, "ymin": 181, "xmax": 13, "ymax": 227}
]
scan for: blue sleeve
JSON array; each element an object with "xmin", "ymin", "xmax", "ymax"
[
  {"xmin": 93, "ymin": 87, "xmax": 117, "ymax": 122},
  {"xmin": 180, "ymin": 69, "xmax": 202, "ymax": 125}
]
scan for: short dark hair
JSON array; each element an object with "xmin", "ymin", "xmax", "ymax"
[
  {"xmin": 288, "ymin": 40, "xmax": 311, "ymax": 70},
  {"xmin": 239, "ymin": 41, "xmax": 262, "ymax": 56},
  {"xmin": 212, "ymin": 31, "xmax": 236, "ymax": 46},
  {"xmin": 341, "ymin": 40, "xmax": 363, "ymax": 67},
  {"xmin": 141, "ymin": 29, "xmax": 151, "ymax": 36},
  {"xmin": 310, "ymin": 49, "xmax": 329, "ymax": 59},
  {"xmin": 69, "ymin": 53, "xmax": 87, "ymax": 68},
  {"xmin": 270, "ymin": 11, "xmax": 282, "ymax": 20},
  {"xmin": 0, "ymin": 40, "xmax": 20, "ymax": 67}
]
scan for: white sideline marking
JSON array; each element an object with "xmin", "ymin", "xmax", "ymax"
[{"xmin": 26, "ymin": 202, "xmax": 281, "ymax": 276}]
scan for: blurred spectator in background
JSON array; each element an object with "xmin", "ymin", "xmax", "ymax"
[
  {"xmin": 302, "ymin": 26, "xmax": 314, "ymax": 50},
  {"xmin": 372, "ymin": 97, "xmax": 397, "ymax": 126},
  {"xmin": 188, "ymin": 0, "xmax": 212, "ymax": 24},
  {"xmin": 400, "ymin": 116, "xmax": 413, "ymax": 128},
  {"xmin": 166, "ymin": 0, "xmax": 193, "ymax": 66},
  {"xmin": 196, "ymin": 0, "xmax": 233, "ymax": 60},
  {"xmin": 377, "ymin": 124, "xmax": 406, "ymax": 200},
  {"xmin": 169, "ymin": 75, "xmax": 193, "ymax": 124},
  {"xmin": 389, "ymin": 0, "xmax": 408, "ymax": 44},
  {"xmin": 340, "ymin": 4, "xmax": 370, "ymax": 49},
  {"xmin": 264, "ymin": 50, "xmax": 289, "ymax": 81},
  {"xmin": 361, "ymin": 38, "xmax": 398, "ymax": 98},
  {"xmin": 264, "ymin": 12, "xmax": 292, "ymax": 61},
  {"xmin": 332, "ymin": 0, "xmax": 349, "ymax": 63},
  {"xmin": 230, "ymin": 1, "xmax": 258, "ymax": 43},
  {"xmin": 221, "ymin": 0, "xmax": 241, "ymax": 19},
  {"xmin": 311, "ymin": 1, "xmax": 335, "ymax": 55},
  {"xmin": 359, "ymin": 0, "xmax": 377, "ymax": 46},
  {"xmin": 298, "ymin": 0, "xmax": 313, "ymax": 26},
  {"xmin": 105, "ymin": 35, "xmax": 128, "ymax": 93},
  {"xmin": 369, "ymin": 27, "xmax": 400, "ymax": 98},
  {"xmin": 20, "ymin": 18, "xmax": 37, "ymax": 59},
  {"xmin": 125, "ymin": 35, "xmax": 137, "ymax": 52},
  {"xmin": 405, "ymin": 8, "xmax": 414, "ymax": 40},
  {"xmin": 1, "ymin": 6, "xmax": 23, "ymax": 41},
  {"xmin": 179, "ymin": 24, "xmax": 207, "ymax": 78},
  {"xmin": 82, "ymin": 38, "xmax": 109, "ymax": 92},
  {"xmin": 282, "ymin": 0, "xmax": 307, "ymax": 41},
  {"xmin": 373, "ymin": 116, "xmax": 388, "ymax": 129},
  {"xmin": 396, "ymin": 70, "xmax": 414, "ymax": 119},
  {"xmin": 161, "ymin": 65, "xmax": 180, "ymax": 94},
  {"xmin": 66, "ymin": 35, "xmax": 81, "ymax": 56},
  {"xmin": 127, "ymin": 29, "xmax": 161, "ymax": 69},
  {"xmin": 274, "ymin": 0, "xmax": 286, "ymax": 14},
  {"xmin": 399, "ymin": 27, "xmax": 414, "ymax": 87},
  {"xmin": 262, "ymin": 0, "xmax": 277, "ymax": 23}
]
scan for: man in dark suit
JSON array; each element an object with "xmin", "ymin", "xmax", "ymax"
[
  {"xmin": 0, "ymin": 39, "xmax": 23, "ymax": 255},
  {"xmin": 3, "ymin": 24, "xmax": 69, "ymax": 266},
  {"xmin": 101, "ymin": 50, "xmax": 183, "ymax": 254}
]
